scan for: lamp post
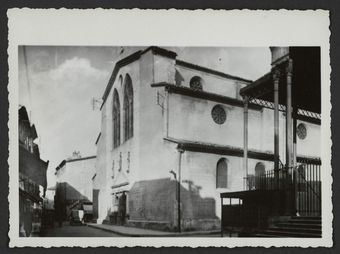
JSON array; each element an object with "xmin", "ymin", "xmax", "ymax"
[
  {"xmin": 177, "ymin": 147, "xmax": 184, "ymax": 233},
  {"xmin": 170, "ymin": 147, "xmax": 185, "ymax": 233}
]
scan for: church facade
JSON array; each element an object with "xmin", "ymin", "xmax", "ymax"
[{"xmin": 92, "ymin": 47, "xmax": 320, "ymax": 231}]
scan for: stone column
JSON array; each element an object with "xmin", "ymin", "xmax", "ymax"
[
  {"xmin": 286, "ymin": 59, "xmax": 294, "ymax": 170},
  {"xmin": 243, "ymin": 96, "xmax": 249, "ymax": 190},
  {"xmin": 273, "ymin": 68, "xmax": 280, "ymax": 188},
  {"xmin": 285, "ymin": 59, "xmax": 295, "ymax": 215}
]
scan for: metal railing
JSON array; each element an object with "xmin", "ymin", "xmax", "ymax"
[
  {"xmin": 243, "ymin": 163, "xmax": 321, "ymax": 216},
  {"xmin": 244, "ymin": 166, "xmax": 293, "ymax": 191},
  {"xmin": 221, "ymin": 162, "xmax": 321, "ymax": 234},
  {"xmin": 295, "ymin": 163, "xmax": 321, "ymax": 216}
]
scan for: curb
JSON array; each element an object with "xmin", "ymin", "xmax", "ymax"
[{"xmin": 87, "ymin": 224, "xmax": 220, "ymax": 237}]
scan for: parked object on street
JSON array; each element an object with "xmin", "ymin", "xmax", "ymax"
[
  {"xmin": 82, "ymin": 202, "xmax": 93, "ymax": 222},
  {"xmin": 70, "ymin": 210, "xmax": 84, "ymax": 225}
]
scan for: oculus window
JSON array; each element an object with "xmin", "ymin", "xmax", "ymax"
[
  {"xmin": 211, "ymin": 105, "xmax": 227, "ymax": 124},
  {"xmin": 297, "ymin": 123, "xmax": 307, "ymax": 140}
]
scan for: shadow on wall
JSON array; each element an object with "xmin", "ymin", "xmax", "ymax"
[
  {"xmin": 55, "ymin": 182, "xmax": 90, "ymax": 221},
  {"xmin": 129, "ymin": 178, "xmax": 218, "ymax": 231},
  {"xmin": 181, "ymin": 179, "xmax": 218, "ymax": 220},
  {"xmin": 92, "ymin": 189, "xmax": 100, "ymax": 220},
  {"xmin": 58, "ymin": 182, "xmax": 90, "ymax": 201}
]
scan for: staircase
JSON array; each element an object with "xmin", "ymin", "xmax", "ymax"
[{"xmin": 256, "ymin": 216, "xmax": 321, "ymax": 238}]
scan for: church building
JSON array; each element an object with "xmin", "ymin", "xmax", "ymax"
[{"xmin": 92, "ymin": 47, "xmax": 320, "ymax": 231}]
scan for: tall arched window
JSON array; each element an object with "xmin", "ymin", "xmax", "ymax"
[
  {"xmin": 216, "ymin": 158, "xmax": 228, "ymax": 188},
  {"xmin": 255, "ymin": 162, "xmax": 265, "ymax": 189},
  {"xmin": 123, "ymin": 74, "xmax": 133, "ymax": 141},
  {"xmin": 113, "ymin": 89, "xmax": 120, "ymax": 148}
]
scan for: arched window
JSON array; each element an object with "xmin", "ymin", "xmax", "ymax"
[
  {"xmin": 113, "ymin": 89, "xmax": 120, "ymax": 148},
  {"xmin": 255, "ymin": 162, "xmax": 265, "ymax": 189},
  {"xmin": 216, "ymin": 158, "xmax": 228, "ymax": 188},
  {"xmin": 189, "ymin": 76, "xmax": 204, "ymax": 91},
  {"xmin": 123, "ymin": 74, "xmax": 134, "ymax": 141},
  {"xmin": 118, "ymin": 75, "xmax": 123, "ymax": 87}
]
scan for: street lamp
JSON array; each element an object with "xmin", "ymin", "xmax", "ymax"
[
  {"xmin": 176, "ymin": 147, "xmax": 184, "ymax": 233},
  {"xmin": 169, "ymin": 170, "xmax": 177, "ymax": 180},
  {"xmin": 169, "ymin": 146, "xmax": 185, "ymax": 233}
]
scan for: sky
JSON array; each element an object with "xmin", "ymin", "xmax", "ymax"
[{"xmin": 18, "ymin": 46, "xmax": 271, "ymax": 189}]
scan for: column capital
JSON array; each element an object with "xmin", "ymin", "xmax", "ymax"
[
  {"xmin": 286, "ymin": 58, "xmax": 293, "ymax": 76},
  {"xmin": 242, "ymin": 95, "xmax": 249, "ymax": 103},
  {"xmin": 273, "ymin": 68, "xmax": 281, "ymax": 81}
]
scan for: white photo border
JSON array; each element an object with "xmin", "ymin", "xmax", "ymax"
[{"xmin": 7, "ymin": 8, "xmax": 332, "ymax": 247}]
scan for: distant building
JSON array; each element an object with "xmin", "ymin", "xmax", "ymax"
[
  {"xmin": 93, "ymin": 47, "xmax": 321, "ymax": 231},
  {"xmin": 19, "ymin": 106, "xmax": 48, "ymax": 236},
  {"xmin": 54, "ymin": 155, "xmax": 96, "ymax": 221}
]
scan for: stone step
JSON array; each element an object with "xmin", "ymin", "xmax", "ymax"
[
  {"xmin": 253, "ymin": 233, "xmax": 280, "ymax": 238},
  {"xmin": 287, "ymin": 219, "xmax": 321, "ymax": 225},
  {"xmin": 261, "ymin": 229, "xmax": 321, "ymax": 238},
  {"xmin": 277, "ymin": 222, "xmax": 321, "ymax": 230},
  {"xmin": 269, "ymin": 226, "xmax": 321, "ymax": 234},
  {"xmin": 292, "ymin": 216, "xmax": 321, "ymax": 220}
]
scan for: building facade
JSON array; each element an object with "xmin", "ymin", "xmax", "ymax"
[
  {"xmin": 54, "ymin": 155, "xmax": 96, "ymax": 221},
  {"xmin": 93, "ymin": 47, "xmax": 321, "ymax": 231},
  {"xmin": 19, "ymin": 106, "xmax": 48, "ymax": 236}
]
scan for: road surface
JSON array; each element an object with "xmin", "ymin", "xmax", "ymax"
[{"xmin": 42, "ymin": 223, "xmax": 122, "ymax": 237}]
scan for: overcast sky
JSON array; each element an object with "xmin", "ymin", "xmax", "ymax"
[{"xmin": 18, "ymin": 46, "xmax": 271, "ymax": 189}]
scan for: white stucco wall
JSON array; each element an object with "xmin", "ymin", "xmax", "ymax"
[
  {"xmin": 94, "ymin": 47, "xmax": 321, "ymax": 228},
  {"xmin": 175, "ymin": 65, "xmax": 248, "ymax": 98},
  {"xmin": 168, "ymin": 93, "xmax": 320, "ymax": 166},
  {"xmin": 94, "ymin": 59, "xmax": 142, "ymax": 222},
  {"xmin": 179, "ymin": 151, "xmax": 274, "ymax": 220},
  {"xmin": 56, "ymin": 157, "xmax": 96, "ymax": 201}
]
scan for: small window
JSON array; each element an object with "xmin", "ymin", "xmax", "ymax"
[
  {"xmin": 118, "ymin": 75, "xmax": 123, "ymax": 87},
  {"xmin": 255, "ymin": 162, "xmax": 265, "ymax": 189},
  {"xmin": 189, "ymin": 76, "xmax": 204, "ymax": 91},
  {"xmin": 297, "ymin": 123, "xmax": 307, "ymax": 140},
  {"xmin": 211, "ymin": 105, "xmax": 227, "ymax": 124},
  {"xmin": 216, "ymin": 158, "xmax": 228, "ymax": 188}
]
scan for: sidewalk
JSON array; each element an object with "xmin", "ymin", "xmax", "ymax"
[{"xmin": 87, "ymin": 223, "xmax": 221, "ymax": 237}]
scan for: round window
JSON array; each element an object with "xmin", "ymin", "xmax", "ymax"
[
  {"xmin": 297, "ymin": 123, "xmax": 307, "ymax": 140},
  {"xmin": 189, "ymin": 76, "xmax": 203, "ymax": 91},
  {"xmin": 211, "ymin": 105, "xmax": 226, "ymax": 124}
]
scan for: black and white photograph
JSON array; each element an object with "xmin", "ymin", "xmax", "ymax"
[{"xmin": 7, "ymin": 9, "xmax": 332, "ymax": 247}]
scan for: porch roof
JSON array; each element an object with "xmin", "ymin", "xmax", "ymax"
[{"xmin": 240, "ymin": 47, "xmax": 321, "ymax": 114}]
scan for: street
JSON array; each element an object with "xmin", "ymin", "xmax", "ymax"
[
  {"xmin": 41, "ymin": 223, "xmax": 222, "ymax": 237},
  {"xmin": 42, "ymin": 223, "xmax": 122, "ymax": 237}
]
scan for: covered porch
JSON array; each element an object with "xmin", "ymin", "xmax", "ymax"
[{"xmin": 220, "ymin": 47, "xmax": 322, "ymax": 237}]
